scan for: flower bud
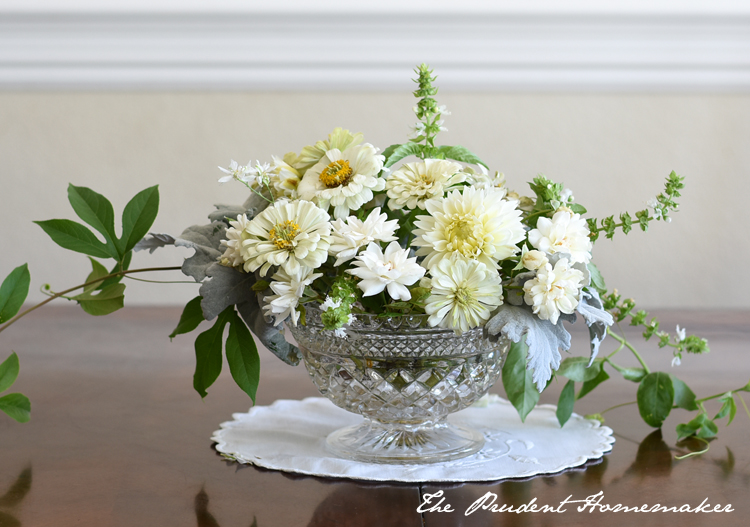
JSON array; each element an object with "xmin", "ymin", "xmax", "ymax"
[{"xmin": 522, "ymin": 250, "xmax": 548, "ymax": 271}]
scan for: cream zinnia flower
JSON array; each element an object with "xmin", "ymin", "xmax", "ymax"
[
  {"xmin": 269, "ymin": 153, "xmax": 302, "ymax": 200},
  {"xmin": 528, "ymin": 210, "xmax": 593, "ymax": 264},
  {"xmin": 347, "ymin": 242, "xmax": 426, "ymax": 301},
  {"xmin": 523, "ymin": 258, "xmax": 584, "ymax": 325},
  {"xmin": 295, "ymin": 128, "xmax": 364, "ymax": 173},
  {"xmin": 219, "ymin": 214, "xmax": 252, "ymax": 268},
  {"xmin": 424, "ymin": 258, "xmax": 503, "ymax": 335},
  {"xmin": 412, "ymin": 187, "xmax": 525, "ymax": 271},
  {"xmin": 263, "ymin": 267, "xmax": 322, "ymax": 326},
  {"xmin": 241, "ymin": 200, "xmax": 332, "ymax": 276},
  {"xmin": 328, "ymin": 207, "xmax": 399, "ymax": 266},
  {"xmin": 297, "ymin": 144, "xmax": 385, "ymax": 219},
  {"xmin": 385, "ymin": 159, "xmax": 466, "ymax": 210}
]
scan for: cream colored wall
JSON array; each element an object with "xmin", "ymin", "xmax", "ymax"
[{"xmin": 1, "ymin": 92, "xmax": 748, "ymax": 308}]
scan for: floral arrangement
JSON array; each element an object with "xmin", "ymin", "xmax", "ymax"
[{"xmin": 0, "ymin": 65, "xmax": 747, "ymax": 452}]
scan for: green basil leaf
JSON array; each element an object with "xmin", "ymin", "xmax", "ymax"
[
  {"xmin": 436, "ymin": 145, "xmax": 489, "ymax": 168},
  {"xmin": 568, "ymin": 203, "xmax": 588, "ymax": 214},
  {"xmin": 578, "ymin": 367, "xmax": 610, "ymax": 400},
  {"xmin": 715, "ymin": 393, "xmax": 737, "ymax": 425},
  {"xmin": 225, "ymin": 312, "xmax": 261, "ymax": 403},
  {"xmin": 0, "ymin": 264, "xmax": 30, "ymax": 323},
  {"xmin": 169, "ymin": 296, "xmax": 205, "ymax": 340},
  {"xmin": 586, "ymin": 263, "xmax": 607, "ymax": 295},
  {"xmin": 556, "ymin": 380, "xmax": 575, "ymax": 427},
  {"xmin": 557, "ymin": 357, "xmax": 602, "ymax": 382},
  {"xmin": 34, "ymin": 219, "xmax": 111, "ymax": 258},
  {"xmin": 501, "ymin": 338, "xmax": 539, "ymax": 422},
  {"xmin": 0, "ymin": 393, "xmax": 30, "ymax": 423},
  {"xmin": 637, "ymin": 372, "xmax": 674, "ymax": 428},
  {"xmin": 383, "ymin": 143, "xmax": 423, "ymax": 169},
  {"xmin": 0, "ymin": 352, "xmax": 20, "ymax": 393},
  {"xmin": 670, "ymin": 375, "xmax": 698, "ymax": 411},
  {"xmin": 120, "ymin": 185, "xmax": 159, "ymax": 253},
  {"xmin": 67, "ymin": 184, "xmax": 118, "ymax": 257},
  {"xmin": 193, "ymin": 306, "xmax": 233, "ymax": 398}
]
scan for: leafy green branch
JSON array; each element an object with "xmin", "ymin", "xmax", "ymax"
[{"xmin": 586, "ymin": 171, "xmax": 684, "ymax": 241}]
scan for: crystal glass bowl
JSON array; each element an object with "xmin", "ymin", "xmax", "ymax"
[{"xmin": 288, "ymin": 309, "xmax": 509, "ymax": 464}]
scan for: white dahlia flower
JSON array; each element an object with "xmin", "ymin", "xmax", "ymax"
[
  {"xmin": 295, "ymin": 128, "xmax": 364, "ymax": 173},
  {"xmin": 328, "ymin": 207, "xmax": 399, "ymax": 266},
  {"xmin": 219, "ymin": 214, "xmax": 252, "ymax": 268},
  {"xmin": 528, "ymin": 210, "xmax": 593, "ymax": 264},
  {"xmin": 297, "ymin": 144, "xmax": 386, "ymax": 219},
  {"xmin": 241, "ymin": 200, "xmax": 332, "ymax": 276},
  {"xmin": 347, "ymin": 242, "xmax": 426, "ymax": 301},
  {"xmin": 523, "ymin": 258, "xmax": 584, "ymax": 325},
  {"xmin": 412, "ymin": 187, "xmax": 526, "ymax": 271},
  {"xmin": 424, "ymin": 258, "xmax": 503, "ymax": 335},
  {"xmin": 263, "ymin": 267, "xmax": 322, "ymax": 326},
  {"xmin": 385, "ymin": 159, "xmax": 466, "ymax": 210}
]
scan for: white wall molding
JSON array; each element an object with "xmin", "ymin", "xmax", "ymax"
[{"xmin": 1, "ymin": 9, "xmax": 749, "ymax": 92}]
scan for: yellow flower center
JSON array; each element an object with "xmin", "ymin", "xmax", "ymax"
[
  {"xmin": 453, "ymin": 286, "xmax": 475, "ymax": 308},
  {"xmin": 269, "ymin": 220, "xmax": 301, "ymax": 251},
  {"xmin": 320, "ymin": 160, "xmax": 353, "ymax": 188},
  {"xmin": 445, "ymin": 216, "xmax": 482, "ymax": 257}
]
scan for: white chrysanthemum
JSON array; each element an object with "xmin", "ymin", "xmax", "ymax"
[
  {"xmin": 528, "ymin": 210, "xmax": 593, "ymax": 264},
  {"xmin": 347, "ymin": 242, "xmax": 426, "ymax": 301},
  {"xmin": 328, "ymin": 207, "xmax": 399, "ymax": 266},
  {"xmin": 297, "ymin": 144, "xmax": 386, "ymax": 219},
  {"xmin": 463, "ymin": 166, "xmax": 508, "ymax": 192},
  {"xmin": 424, "ymin": 258, "xmax": 503, "ymax": 335},
  {"xmin": 269, "ymin": 153, "xmax": 302, "ymax": 200},
  {"xmin": 263, "ymin": 267, "xmax": 322, "ymax": 326},
  {"xmin": 523, "ymin": 258, "xmax": 584, "ymax": 325},
  {"xmin": 219, "ymin": 214, "xmax": 252, "ymax": 268},
  {"xmin": 412, "ymin": 187, "xmax": 526, "ymax": 271},
  {"xmin": 241, "ymin": 200, "xmax": 332, "ymax": 276},
  {"xmin": 385, "ymin": 159, "xmax": 467, "ymax": 210},
  {"xmin": 295, "ymin": 128, "xmax": 364, "ymax": 173}
]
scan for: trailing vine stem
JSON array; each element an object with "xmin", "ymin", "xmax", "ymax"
[{"xmin": 0, "ymin": 266, "xmax": 182, "ymax": 335}]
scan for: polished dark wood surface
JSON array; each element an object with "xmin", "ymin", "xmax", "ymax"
[{"xmin": 1, "ymin": 307, "xmax": 748, "ymax": 526}]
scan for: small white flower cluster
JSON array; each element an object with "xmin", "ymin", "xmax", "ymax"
[{"xmin": 214, "ymin": 127, "xmax": 597, "ymax": 336}]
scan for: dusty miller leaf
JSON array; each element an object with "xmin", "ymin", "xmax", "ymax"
[
  {"xmin": 176, "ymin": 222, "xmax": 227, "ymax": 282},
  {"xmin": 576, "ymin": 288, "xmax": 614, "ymax": 365},
  {"xmin": 134, "ymin": 233, "xmax": 176, "ymax": 254},
  {"xmin": 198, "ymin": 263, "xmax": 256, "ymax": 321},
  {"xmin": 236, "ymin": 297, "xmax": 302, "ymax": 366},
  {"xmin": 485, "ymin": 304, "xmax": 572, "ymax": 391}
]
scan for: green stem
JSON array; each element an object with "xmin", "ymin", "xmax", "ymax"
[
  {"xmin": 606, "ymin": 328, "xmax": 651, "ymax": 374},
  {"xmin": 674, "ymin": 437, "xmax": 710, "ymax": 460},
  {"xmin": 523, "ymin": 208, "xmax": 555, "ymax": 223},
  {"xmin": 736, "ymin": 393, "xmax": 750, "ymax": 422},
  {"xmin": 0, "ymin": 266, "xmax": 182, "ymax": 335},
  {"xmin": 606, "ymin": 342, "xmax": 625, "ymax": 359},
  {"xmin": 694, "ymin": 385, "xmax": 749, "ymax": 404},
  {"xmin": 601, "ymin": 400, "xmax": 637, "ymax": 415}
]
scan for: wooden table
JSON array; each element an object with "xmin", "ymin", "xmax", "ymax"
[{"xmin": 1, "ymin": 307, "xmax": 748, "ymax": 526}]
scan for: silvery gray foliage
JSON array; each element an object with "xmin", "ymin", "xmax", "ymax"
[
  {"xmin": 133, "ymin": 233, "xmax": 176, "ymax": 254},
  {"xmin": 485, "ymin": 304, "xmax": 572, "ymax": 392},
  {"xmin": 576, "ymin": 288, "xmax": 614, "ymax": 366},
  {"xmin": 199, "ymin": 262, "xmax": 301, "ymax": 365},
  {"xmin": 236, "ymin": 298, "xmax": 302, "ymax": 366},
  {"xmin": 209, "ymin": 192, "xmax": 272, "ymax": 224},
  {"xmin": 505, "ymin": 271, "xmax": 535, "ymax": 306},
  {"xmin": 175, "ymin": 222, "xmax": 227, "ymax": 282}
]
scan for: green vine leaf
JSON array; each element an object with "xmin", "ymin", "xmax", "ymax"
[
  {"xmin": 586, "ymin": 263, "xmax": 607, "ymax": 296},
  {"xmin": 0, "ymin": 393, "xmax": 30, "ymax": 423},
  {"xmin": 637, "ymin": 372, "xmax": 674, "ymax": 428},
  {"xmin": 557, "ymin": 357, "xmax": 602, "ymax": 383},
  {"xmin": 67, "ymin": 184, "xmax": 119, "ymax": 257},
  {"xmin": 556, "ymin": 380, "xmax": 575, "ymax": 427},
  {"xmin": 0, "ymin": 264, "xmax": 31, "ymax": 323},
  {"xmin": 715, "ymin": 393, "xmax": 737, "ymax": 425},
  {"xmin": 33, "ymin": 219, "xmax": 111, "ymax": 258},
  {"xmin": 193, "ymin": 306, "xmax": 233, "ymax": 398},
  {"xmin": 677, "ymin": 413, "xmax": 718, "ymax": 441},
  {"xmin": 120, "ymin": 185, "xmax": 160, "ymax": 253},
  {"xmin": 578, "ymin": 367, "xmax": 610, "ymax": 400},
  {"xmin": 225, "ymin": 311, "xmax": 261, "ymax": 404},
  {"xmin": 502, "ymin": 338, "xmax": 539, "ymax": 422},
  {"xmin": 72, "ymin": 283, "xmax": 126, "ymax": 316},
  {"xmin": 169, "ymin": 296, "xmax": 205, "ymax": 340},
  {"xmin": 608, "ymin": 362, "xmax": 646, "ymax": 383},
  {"xmin": 0, "ymin": 352, "xmax": 20, "ymax": 394}
]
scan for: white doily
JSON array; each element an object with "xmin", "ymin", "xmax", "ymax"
[{"xmin": 211, "ymin": 395, "xmax": 614, "ymax": 483}]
